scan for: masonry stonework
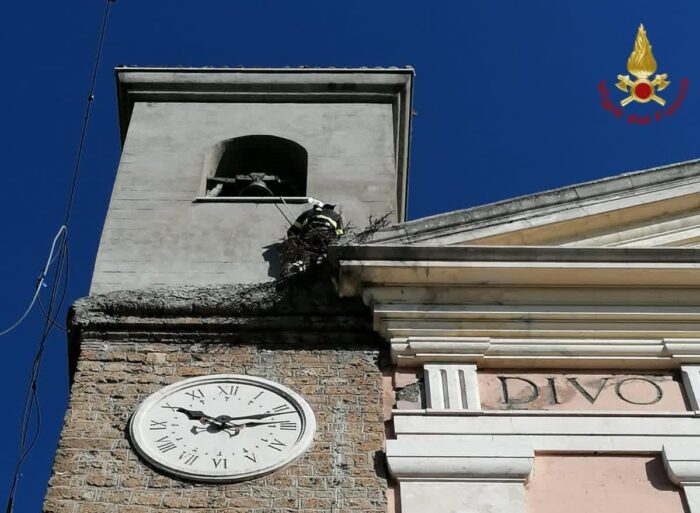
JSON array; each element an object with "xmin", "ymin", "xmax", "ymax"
[{"xmin": 43, "ymin": 275, "xmax": 389, "ymax": 513}]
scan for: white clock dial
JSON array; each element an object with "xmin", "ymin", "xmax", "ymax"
[{"xmin": 129, "ymin": 374, "xmax": 316, "ymax": 482}]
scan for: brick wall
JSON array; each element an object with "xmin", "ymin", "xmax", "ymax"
[{"xmin": 43, "ymin": 279, "xmax": 389, "ymax": 513}]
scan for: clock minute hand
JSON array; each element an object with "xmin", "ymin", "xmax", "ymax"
[
  {"xmin": 223, "ymin": 411, "xmax": 295, "ymax": 422},
  {"xmin": 238, "ymin": 420, "xmax": 289, "ymax": 428}
]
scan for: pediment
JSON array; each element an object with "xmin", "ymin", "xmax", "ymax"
[{"xmin": 371, "ymin": 159, "xmax": 700, "ymax": 248}]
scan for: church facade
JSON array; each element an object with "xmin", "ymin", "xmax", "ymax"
[{"xmin": 43, "ymin": 68, "xmax": 700, "ymax": 513}]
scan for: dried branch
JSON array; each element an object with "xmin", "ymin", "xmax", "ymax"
[{"xmin": 278, "ymin": 211, "xmax": 393, "ymax": 278}]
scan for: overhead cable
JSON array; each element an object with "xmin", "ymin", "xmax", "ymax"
[
  {"xmin": 0, "ymin": 225, "xmax": 66, "ymax": 337},
  {"xmin": 5, "ymin": 0, "xmax": 116, "ymax": 511}
]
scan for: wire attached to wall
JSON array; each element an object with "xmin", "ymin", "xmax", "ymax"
[{"xmin": 4, "ymin": 1, "xmax": 116, "ymax": 512}]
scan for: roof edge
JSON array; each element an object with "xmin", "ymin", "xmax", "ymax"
[
  {"xmin": 329, "ymin": 244, "xmax": 700, "ymax": 264},
  {"xmin": 115, "ymin": 66, "xmax": 415, "ymax": 73},
  {"xmin": 371, "ymin": 158, "xmax": 700, "ymax": 244}
]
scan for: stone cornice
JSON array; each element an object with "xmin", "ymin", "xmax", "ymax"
[
  {"xmin": 66, "ymin": 269, "xmax": 376, "ymax": 381},
  {"xmin": 332, "ymin": 245, "xmax": 700, "ymax": 296},
  {"xmin": 389, "ymin": 337, "xmax": 700, "ymax": 368},
  {"xmin": 116, "ymin": 67, "xmax": 414, "ymax": 132},
  {"xmin": 333, "ymin": 246, "xmax": 700, "ymax": 368}
]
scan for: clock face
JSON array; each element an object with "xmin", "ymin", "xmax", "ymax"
[{"xmin": 129, "ymin": 374, "xmax": 315, "ymax": 482}]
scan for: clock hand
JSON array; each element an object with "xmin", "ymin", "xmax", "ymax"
[
  {"xmin": 222, "ymin": 411, "xmax": 295, "ymax": 422},
  {"xmin": 177, "ymin": 408, "xmax": 294, "ymax": 428},
  {"xmin": 176, "ymin": 407, "xmax": 214, "ymax": 421},
  {"xmin": 223, "ymin": 427, "xmax": 243, "ymax": 438},
  {"xmin": 238, "ymin": 420, "xmax": 287, "ymax": 427},
  {"xmin": 176, "ymin": 408, "xmax": 227, "ymax": 427},
  {"xmin": 190, "ymin": 425, "xmax": 243, "ymax": 437}
]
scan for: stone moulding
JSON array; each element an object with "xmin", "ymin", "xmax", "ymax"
[
  {"xmin": 386, "ymin": 439, "xmax": 533, "ymax": 481},
  {"xmin": 388, "ymin": 414, "xmax": 700, "ymax": 512},
  {"xmin": 337, "ymin": 256, "xmax": 700, "ymax": 297},
  {"xmin": 65, "ymin": 274, "xmax": 377, "ymax": 380},
  {"xmin": 331, "ymin": 247, "xmax": 700, "ymax": 369},
  {"xmin": 388, "ymin": 336, "xmax": 700, "ymax": 368},
  {"xmin": 664, "ymin": 443, "xmax": 700, "ymax": 485}
]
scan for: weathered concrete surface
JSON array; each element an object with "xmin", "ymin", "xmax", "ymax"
[
  {"xmin": 76, "ymin": 267, "xmax": 366, "ymax": 319},
  {"xmin": 70, "ymin": 265, "xmax": 374, "ymax": 375},
  {"xmin": 92, "ymin": 69, "xmax": 413, "ymax": 294}
]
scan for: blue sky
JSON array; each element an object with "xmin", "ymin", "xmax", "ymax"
[{"xmin": 1, "ymin": 0, "xmax": 699, "ymax": 510}]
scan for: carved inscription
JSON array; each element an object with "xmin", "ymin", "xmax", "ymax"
[{"xmin": 479, "ymin": 372, "xmax": 687, "ymax": 411}]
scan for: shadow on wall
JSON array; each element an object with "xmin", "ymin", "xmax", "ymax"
[
  {"xmin": 262, "ymin": 242, "xmax": 282, "ymax": 279},
  {"xmin": 644, "ymin": 457, "xmax": 683, "ymax": 492}
]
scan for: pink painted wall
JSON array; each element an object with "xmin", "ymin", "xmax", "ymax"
[
  {"xmin": 526, "ymin": 455, "xmax": 688, "ymax": 513},
  {"xmin": 480, "ymin": 371, "xmax": 688, "ymax": 411}
]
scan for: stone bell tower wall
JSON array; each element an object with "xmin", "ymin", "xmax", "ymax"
[{"xmin": 43, "ymin": 274, "xmax": 390, "ymax": 513}]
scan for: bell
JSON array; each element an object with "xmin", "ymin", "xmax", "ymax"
[{"xmin": 239, "ymin": 178, "xmax": 274, "ymax": 197}]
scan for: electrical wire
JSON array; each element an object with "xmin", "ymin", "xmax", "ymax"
[
  {"xmin": 37, "ymin": 242, "xmax": 71, "ymax": 336},
  {"xmin": 5, "ymin": 0, "xmax": 116, "ymax": 511},
  {"xmin": 37, "ymin": 297, "xmax": 68, "ymax": 334},
  {"xmin": 0, "ymin": 225, "xmax": 66, "ymax": 337},
  {"xmin": 64, "ymin": 0, "xmax": 117, "ymax": 227},
  {"xmin": 6, "ymin": 238, "xmax": 68, "ymax": 513}
]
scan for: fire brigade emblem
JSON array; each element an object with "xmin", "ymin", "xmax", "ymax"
[{"xmin": 616, "ymin": 24, "xmax": 669, "ymax": 106}]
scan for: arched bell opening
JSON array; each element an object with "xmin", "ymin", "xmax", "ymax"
[{"xmin": 205, "ymin": 135, "xmax": 308, "ymax": 198}]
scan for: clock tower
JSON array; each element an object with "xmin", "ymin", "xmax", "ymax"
[{"xmin": 43, "ymin": 68, "xmax": 413, "ymax": 513}]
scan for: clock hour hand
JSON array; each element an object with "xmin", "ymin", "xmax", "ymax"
[
  {"xmin": 176, "ymin": 407, "xmax": 226, "ymax": 426},
  {"xmin": 176, "ymin": 407, "xmax": 212, "ymax": 421}
]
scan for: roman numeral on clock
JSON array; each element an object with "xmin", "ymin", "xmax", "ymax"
[
  {"xmin": 178, "ymin": 452, "xmax": 199, "ymax": 466},
  {"xmin": 149, "ymin": 420, "xmax": 167, "ymax": 430},
  {"xmin": 185, "ymin": 388, "xmax": 205, "ymax": 400},
  {"xmin": 248, "ymin": 390, "xmax": 264, "ymax": 405},
  {"xmin": 212, "ymin": 458, "xmax": 227, "ymax": 469},
  {"xmin": 272, "ymin": 404, "xmax": 290, "ymax": 412},
  {"xmin": 161, "ymin": 402, "xmax": 178, "ymax": 411},
  {"xmin": 243, "ymin": 449, "xmax": 257, "ymax": 463},
  {"xmin": 267, "ymin": 438, "xmax": 286, "ymax": 451},
  {"xmin": 155, "ymin": 436, "xmax": 177, "ymax": 453},
  {"xmin": 217, "ymin": 385, "xmax": 238, "ymax": 396},
  {"xmin": 279, "ymin": 421, "xmax": 297, "ymax": 431}
]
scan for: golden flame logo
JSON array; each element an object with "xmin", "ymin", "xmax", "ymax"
[
  {"xmin": 627, "ymin": 24, "xmax": 657, "ymax": 79},
  {"xmin": 616, "ymin": 24, "xmax": 669, "ymax": 106}
]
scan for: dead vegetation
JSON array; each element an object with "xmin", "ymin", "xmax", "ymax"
[{"xmin": 278, "ymin": 212, "xmax": 392, "ymax": 278}]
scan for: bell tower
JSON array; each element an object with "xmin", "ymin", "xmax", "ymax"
[
  {"xmin": 91, "ymin": 68, "xmax": 413, "ymax": 293},
  {"xmin": 43, "ymin": 67, "xmax": 412, "ymax": 513}
]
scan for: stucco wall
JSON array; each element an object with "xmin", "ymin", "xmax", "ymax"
[
  {"xmin": 92, "ymin": 101, "xmax": 397, "ymax": 293},
  {"xmin": 526, "ymin": 455, "xmax": 688, "ymax": 513}
]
